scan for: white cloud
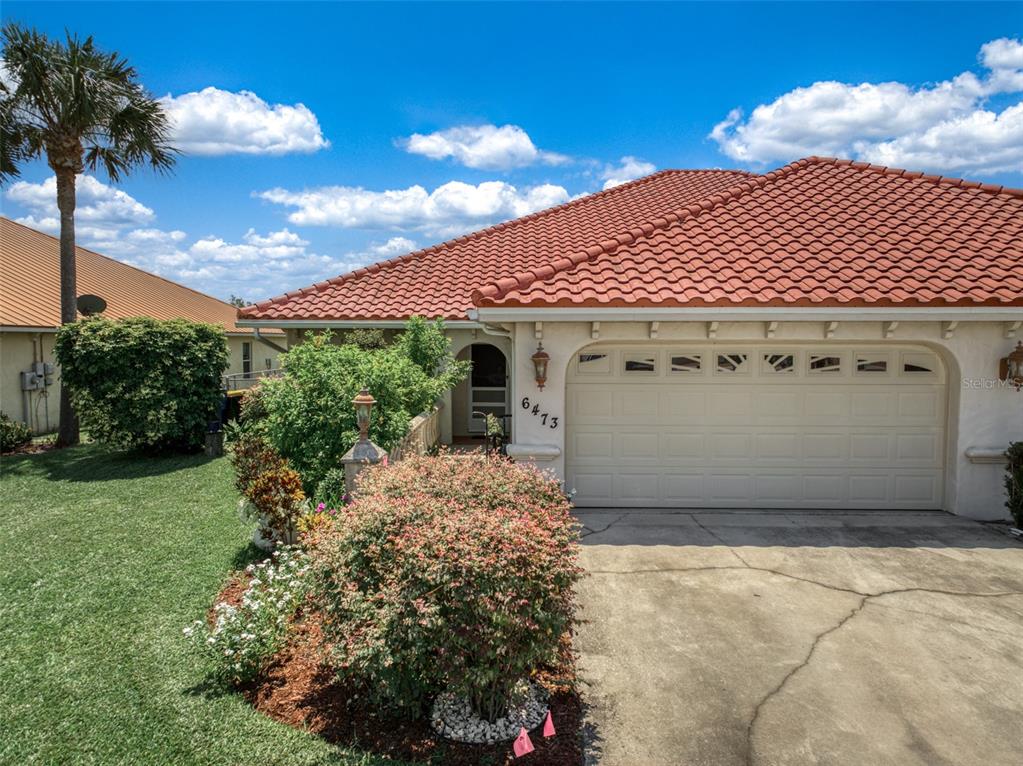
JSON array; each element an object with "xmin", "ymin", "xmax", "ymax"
[
  {"xmin": 2, "ymin": 174, "xmax": 371, "ymax": 301},
  {"xmin": 600, "ymin": 156, "xmax": 657, "ymax": 189},
  {"xmin": 399, "ymin": 124, "xmax": 568, "ymax": 170},
  {"xmin": 258, "ymin": 179, "xmax": 571, "ymax": 237},
  {"xmin": 160, "ymin": 87, "xmax": 329, "ymax": 156},
  {"xmin": 709, "ymin": 37, "xmax": 1023, "ymax": 175},
  {"xmin": 6, "ymin": 175, "xmax": 154, "ymax": 231}
]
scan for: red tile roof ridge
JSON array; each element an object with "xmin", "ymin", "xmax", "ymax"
[
  {"xmin": 238, "ymin": 168, "xmax": 758, "ymax": 318},
  {"xmin": 806, "ymin": 156, "xmax": 1023, "ymax": 199},
  {"xmin": 471, "ymin": 157, "xmax": 814, "ymax": 306},
  {"xmin": 471, "ymin": 156, "xmax": 1023, "ymax": 307}
]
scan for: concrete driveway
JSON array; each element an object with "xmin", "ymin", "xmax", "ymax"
[{"xmin": 573, "ymin": 511, "xmax": 1023, "ymax": 766}]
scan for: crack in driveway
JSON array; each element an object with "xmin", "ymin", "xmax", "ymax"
[
  {"xmin": 586, "ymin": 564, "xmax": 1023, "ymax": 766},
  {"xmin": 579, "ymin": 512, "xmax": 629, "ymax": 540}
]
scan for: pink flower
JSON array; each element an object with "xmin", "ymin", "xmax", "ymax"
[{"xmin": 317, "ymin": 502, "xmax": 326, "ymax": 512}]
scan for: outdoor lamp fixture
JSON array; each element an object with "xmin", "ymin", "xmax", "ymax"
[
  {"xmin": 1000, "ymin": 341, "xmax": 1023, "ymax": 391},
  {"xmin": 531, "ymin": 343, "xmax": 550, "ymax": 390},
  {"xmin": 352, "ymin": 388, "xmax": 376, "ymax": 440}
]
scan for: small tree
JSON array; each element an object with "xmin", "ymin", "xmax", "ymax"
[
  {"xmin": 55, "ymin": 317, "xmax": 228, "ymax": 451},
  {"xmin": 1, "ymin": 23, "xmax": 175, "ymax": 447}
]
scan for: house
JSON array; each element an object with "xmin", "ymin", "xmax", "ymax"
[
  {"xmin": 0, "ymin": 217, "xmax": 285, "ymax": 434},
  {"xmin": 237, "ymin": 157, "xmax": 1023, "ymax": 519}
]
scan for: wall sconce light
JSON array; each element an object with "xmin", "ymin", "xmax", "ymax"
[
  {"xmin": 1000, "ymin": 341, "xmax": 1023, "ymax": 391},
  {"xmin": 352, "ymin": 388, "xmax": 377, "ymax": 440},
  {"xmin": 531, "ymin": 343, "xmax": 550, "ymax": 390}
]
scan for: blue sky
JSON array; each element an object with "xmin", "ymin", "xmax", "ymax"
[{"xmin": 2, "ymin": 1, "xmax": 1021, "ymax": 302}]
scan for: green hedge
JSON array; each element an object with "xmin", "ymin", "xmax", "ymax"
[
  {"xmin": 259, "ymin": 317, "xmax": 468, "ymax": 493},
  {"xmin": 55, "ymin": 317, "xmax": 229, "ymax": 451}
]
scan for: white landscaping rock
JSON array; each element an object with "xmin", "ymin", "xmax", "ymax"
[{"xmin": 430, "ymin": 681, "xmax": 549, "ymax": 744}]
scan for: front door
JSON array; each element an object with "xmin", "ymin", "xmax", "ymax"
[{"xmin": 468, "ymin": 344, "xmax": 508, "ymax": 434}]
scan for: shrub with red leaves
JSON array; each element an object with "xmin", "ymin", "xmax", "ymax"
[{"xmin": 311, "ymin": 454, "xmax": 581, "ymax": 722}]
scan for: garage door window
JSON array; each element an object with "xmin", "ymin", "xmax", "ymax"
[
  {"xmin": 624, "ymin": 353, "xmax": 657, "ymax": 373},
  {"xmin": 716, "ymin": 353, "xmax": 749, "ymax": 374},
  {"xmin": 762, "ymin": 353, "xmax": 796, "ymax": 374},
  {"xmin": 670, "ymin": 354, "xmax": 702, "ymax": 373},
  {"xmin": 809, "ymin": 354, "xmax": 842, "ymax": 374},
  {"xmin": 902, "ymin": 352, "xmax": 937, "ymax": 375},
  {"xmin": 577, "ymin": 353, "xmax": 610, "ymax": 374},
  {"xmin": 856, "ymin": 354, "xmax": 889, "ymax": 373}
]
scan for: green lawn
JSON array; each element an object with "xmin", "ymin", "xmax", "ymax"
[{"xmin": 0, "ymin": 444, "xmax": 400, "ymax": 766}]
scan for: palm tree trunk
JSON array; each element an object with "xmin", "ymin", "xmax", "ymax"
[{"xmin": 55, "ymin": 168, "xmax": 79, "ymax": 447}]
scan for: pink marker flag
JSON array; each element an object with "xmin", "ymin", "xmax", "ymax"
[
  {"xmin": 543, "ymin": 710, "xmax": 556, "ymax": 738},
  {"xmin": 513, "ymin": 727, "xmax": 534, "ymax": 758}
]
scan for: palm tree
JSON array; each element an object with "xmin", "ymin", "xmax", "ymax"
[{"xmin": 1, "ymin": 24, "xmax": 175, "ymax": 446}]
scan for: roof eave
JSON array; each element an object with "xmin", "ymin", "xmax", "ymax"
[{"xmin": 471, "ymin": 305, "xmax": 1023, "ymax": 323}]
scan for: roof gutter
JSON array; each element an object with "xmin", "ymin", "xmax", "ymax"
[{"xmin": 471, "ymin": 306, "xmax": 1023, "ymax": 323}]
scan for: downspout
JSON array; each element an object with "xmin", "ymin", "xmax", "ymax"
[{"xmin": 253, "ymin": 328, "xmax": 287, "ymax": 355}]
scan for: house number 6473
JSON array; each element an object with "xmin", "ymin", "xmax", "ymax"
[{"xmin": 520, "ymin": 397, "xmax": 559, "ymax": 429}]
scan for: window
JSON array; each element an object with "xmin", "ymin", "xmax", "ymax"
[
  {"xmin": 577, "ymin": 353, "xmax": 610, "ymax": 374},
  {"xmin": 808, "ymin": 355, "xmax": 842, "ymax": 374},
  {"xmin": 670, "ymin": 354, "xmax": 702, "ymax": 373},
  {"xmin": 762, "ymin": 353, "xmax": 796, "ymax": 374},
  {"xmin": 902, "ymin": 352, "xmax": 936, "ymax": 374},
  {"xmin": 242, "ymin": 342, "xmax": 252, "ymax": 375},
  {"xmin": 856, "ymin": 355, "xmax": 888, "ymax": 373},
  {"xmin": 716, "ymin": 353, "xmax": 749, "ymax": 374},
  {"xmin": 624, "ymin": 353, "xmax": 657, "ymax": 373}
]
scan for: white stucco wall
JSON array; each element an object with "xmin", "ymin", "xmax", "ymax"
[{"xmin": 505, "ymin": 319, "xmax": 1022, "ymax": 520}]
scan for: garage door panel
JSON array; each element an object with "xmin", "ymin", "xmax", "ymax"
[
  {"xmin": 573, "ymin": 388, "xmax": 613, "ymax": 418},
  {"xmin": 566, "ymin": 344, "xmax": 945, "ymax": 509},
  {"xmin": 709, "ymin": 390, "xmax": 753, "ymax": 420},
  {"xmin": 756, "ymin": 433, "xmax": 801, "ymax": 461},
  {"xmin": 709, "ymin": 433, "xmax": 752, "ymax": 460},
  {"xmin": 898, "ymin": 390, "xmax": 941, "ymax": 419},
  {"xmin": 851, "ymin": 390, "xmax": 896, "ymax": 419},
  {"xmin": 618, "ymin": 432, "xmax": 660, "ymax": 459},
  {"xmin": 663, "ymin": 473, "xmax": 705, "ymax": 502},
  {"xmin": 572, "ymin": 431, "xmax": 614, "ymax": 459},
  {"xmin": 618, "ymin": 472, "xmax": 660, "ymax": 502},
  {"xmin": 620, "ymin": 390, "xmax": 659, "ymax": 418}
]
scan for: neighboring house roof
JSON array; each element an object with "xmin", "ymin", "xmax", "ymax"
[
  {"xmin": 239, "ymin": 169, "xmax": 754, "ymax": 321},
  {"xmin": 240, "ymin": 157, "xmax": 1023, "ymax": 324},
  {"xmin": 0, "ymin": 217, "xmax": 282, "ymax": 334},
  {"xmin": 473, "ymin": 157, "xmax": 1023, "ymax": 308}
]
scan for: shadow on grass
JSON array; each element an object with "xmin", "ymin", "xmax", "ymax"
[
  {"xmin": 14, "ymin": 443, "xmax": 217, "ymax": 483},
  {"xmin": 232, "ymin": 542, "xmax": 267, "ymax": 570}
]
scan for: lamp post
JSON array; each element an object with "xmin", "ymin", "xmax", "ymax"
[
  {"xmin": 353, "ymin": 388, "xmax": 376, "ymax": 442},
  {"xmin": 341, "ymin": 387, "xmax": 387, "ymax": 493}
]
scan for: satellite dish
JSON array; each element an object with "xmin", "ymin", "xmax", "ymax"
[{"xmin": 77, "ymin": 294, "xmax": 107, "ymax": 316}]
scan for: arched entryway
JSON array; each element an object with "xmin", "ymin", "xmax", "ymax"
[{"xmin": 452, "ymin": 343, "xmax": 509, "ymax": 438}]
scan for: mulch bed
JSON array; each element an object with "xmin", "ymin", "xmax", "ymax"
[
  {"xmin": 212, "ymin": 577, "xmax": 583, "ymax": 765},
  {"xmin": 2, "ymin": 440, "xmax": 58, "ymax": 456}
]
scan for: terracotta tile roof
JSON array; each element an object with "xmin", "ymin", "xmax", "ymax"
[
  {"xmin": 0, "ymin": 217, "xmax": 282, "ymax": 334},
  {"xmin": 474, "ymin": 157, "xmax": 1023, "ymax": 309},
  {"xmin": 238, "ymin": 169, "xmax": 754, "ymax": 321}
]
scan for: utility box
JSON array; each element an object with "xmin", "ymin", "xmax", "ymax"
[{"xmin": 20, "ymin": 370, "xmax": 43, "ymax": 391}]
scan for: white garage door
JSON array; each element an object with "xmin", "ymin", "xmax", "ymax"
[{"xmin": 566, "ymin": 344, "xmax": 946, "ymax": 509}]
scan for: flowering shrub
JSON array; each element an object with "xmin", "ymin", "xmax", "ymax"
[
  {"xmin": 231, "ymin": 431, "xmax": 306, "ymax": 544},
  {"xmin": 312, "ymin": 454, "xmax": 581, "ymax": 721},
  {"xmin": 315, "ymin": 468, "xmax": 349, "ymax": 509},
  {"xmin": 185, "ymin": 546, "xmax": 311, "ymax": 684}
]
